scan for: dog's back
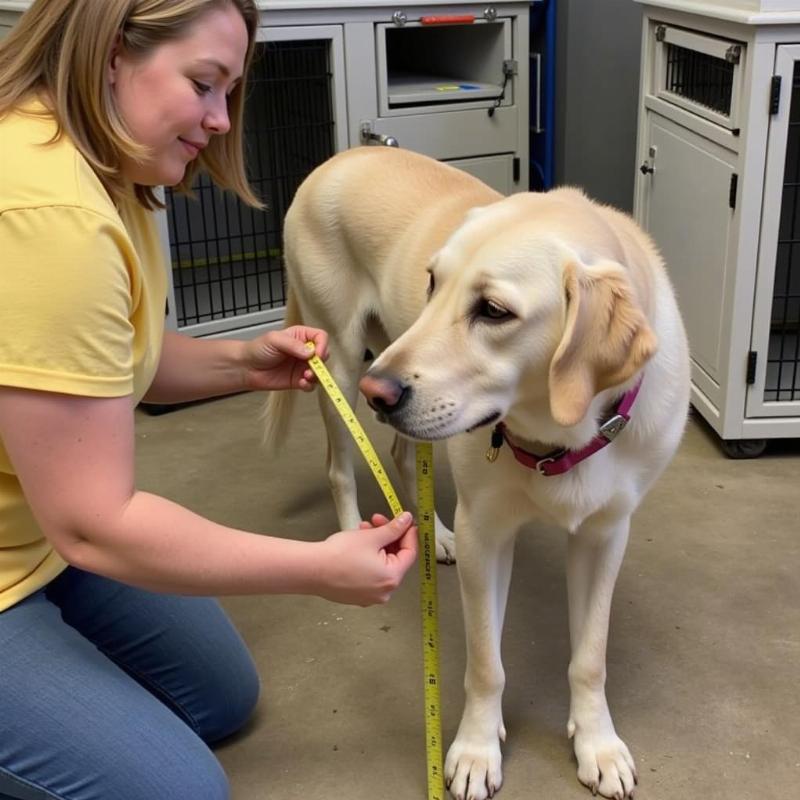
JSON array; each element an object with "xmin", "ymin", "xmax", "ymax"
[{"xmin": 283, "ymin": 146, "xmax": 501, "ymax": 335}]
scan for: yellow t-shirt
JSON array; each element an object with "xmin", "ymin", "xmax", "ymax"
[{"xmin": 0, "ymin": 102, "xmax": 167, "ymax": 611}]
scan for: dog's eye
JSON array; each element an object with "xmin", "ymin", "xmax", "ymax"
[
  {"xmin": 427, "ymin": 273, "xmax": 436, "ymax": 297},
  {"xmin": 477, "ymin": 299, "xmax": 512, "ymax": 321}
]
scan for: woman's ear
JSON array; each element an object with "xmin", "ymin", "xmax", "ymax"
[
  {"xmin": 548, "ymin": 259, "xmax": 658, "ymax": 427},
  {"xmin": 107, "ymin": 32, "xmax": 123, "ymax": 86}
]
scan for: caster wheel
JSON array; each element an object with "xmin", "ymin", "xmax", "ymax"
[{"xmin": 721, "ymin": 438, "xmax": 767, "ymax": 459}]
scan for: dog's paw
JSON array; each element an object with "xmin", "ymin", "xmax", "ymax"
[
  {"xmin": 444, "ymin": 726, "xmax": 505, "ymax": 800},
  {"xmin": 435, "ymin": 518, "xmax": 456, "ymax": 564},
  {"xmin": 570, "ymin": 722, "xmax": 637, "ymax": 799}
]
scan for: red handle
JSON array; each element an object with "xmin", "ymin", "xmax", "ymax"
[{"xmin": 420, "ymin": 15, "xmax": 475, "ymax": 25}]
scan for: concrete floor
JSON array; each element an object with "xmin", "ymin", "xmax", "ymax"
[{"xmin": 135, "ymin": 390, "xmax": 800, "ymax": 800}]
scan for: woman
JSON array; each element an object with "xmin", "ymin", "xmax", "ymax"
[{"xmin": 0, "ymin": 2, "xmax": 418, "ymax": 798}]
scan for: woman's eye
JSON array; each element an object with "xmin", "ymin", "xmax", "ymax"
[
  {"xmin": 427, "ymin": 274, "xmax": 436, "ymax": 297},
  {"xmin": 192, "ymin": 80, "xmax": 212, "ymax": 95},
  {"xmin": 477, "ymin": 299, "xmax": 512, "ymax": 321}
]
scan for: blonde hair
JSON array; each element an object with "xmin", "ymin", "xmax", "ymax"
[{"xmin": 0, "ymin": 0, "xmax": 261, "ymax": 209}]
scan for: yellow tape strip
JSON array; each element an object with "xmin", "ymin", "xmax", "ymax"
[
  {"xmin": 305, "ymin": 345, "xmax": 444, "ymax": 800},
  {"xmin": 415, "ymin": 442, "xmax": 445, "ymax": 800}
]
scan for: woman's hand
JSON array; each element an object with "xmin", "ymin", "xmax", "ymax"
[
  {"xmin": 315, "ymin": 512, "xmax": 419, "ymax": 606},
  {"xmin": 242, "ymin": 326, "xmax": 328, "ymax": 392}
]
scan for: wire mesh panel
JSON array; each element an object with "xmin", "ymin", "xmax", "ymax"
[
  {"xmin": 766, "ymin": 61, "xmax": 800, "ymax": 402},
  {"xmin": 664, "ymin": 43, "xmax": 734, "ymax": 117},
  {"xmin": 166, "ymin": 39, "xmax": 336, "ymax": 329}
]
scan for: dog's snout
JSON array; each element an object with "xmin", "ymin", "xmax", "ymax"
[{"xmin": 359, "ymin": 373, "xmax": 410, "ymax": 415}]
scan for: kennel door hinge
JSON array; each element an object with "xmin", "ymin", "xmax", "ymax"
[
  {"xmin": 770, "ymin": 75, "xmax": 782, "ymax": 115},
  {"xmin": 729, "ymin": 173, "xmax": 738, "ymax": 209},
  {"xmin": 513, "ymin": 157, "xmax": 521, "ymax": 183},
  {"xmin": 725, "ymin": 45, "xmax": 742, "ymax": 65},
  {"xmin": 746, "ymin": 351, "xmax": 758, "ymax": 385}
]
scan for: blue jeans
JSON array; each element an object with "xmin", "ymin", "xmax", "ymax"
[{"xmin": 0, "ymin": 567, "xmax": 260, "ymax": 800}]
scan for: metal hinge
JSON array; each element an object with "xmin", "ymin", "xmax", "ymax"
[
  {"xmin": 655, "ymin": 24, "xmax": 666, "ymax": 41},
  {"xmin": 729, "ymin": 173, "xmax": 738, "ymax": 209},
  {"xmin": 770, "ymin": 75, "xmax": 782, "ymax": 115},
  {"xmin": 513, "ymin": 157, "xmax": 520, "ymax": 182},
  {"xmin": 746, "ymin": 351, "xmax": 757, "ymax": 384},
  {"xmin": 503, "ymin": 59, "xmax": 518, "ymax": 77},
  {"xmin": 725, "ymin": 45, "xmax": 742, "ymax": 64}
]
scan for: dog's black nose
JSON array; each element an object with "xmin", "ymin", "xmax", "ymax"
[{"xmin": 359, "ymin": 373, "xmax": 410, "ymax": 416}]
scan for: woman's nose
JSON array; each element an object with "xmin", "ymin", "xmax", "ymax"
[{"xmin": 203, "ymin": 96, "xmax": 231, "ymax": 135}]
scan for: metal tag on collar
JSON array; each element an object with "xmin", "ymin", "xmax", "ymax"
[
  {"xmin": 598, "ymin": 414, "xmax": 628, "ymax": 442},
  {"xmin": 486, "ymin": 426, "xmax": 504, "ymax": 462}
]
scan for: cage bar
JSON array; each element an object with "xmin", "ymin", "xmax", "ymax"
[{"xmin": 664, "ymin": 42, "xmax": 734, "ymax": 117}]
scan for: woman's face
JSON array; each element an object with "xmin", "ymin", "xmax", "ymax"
[{"xmin": 108, "ymin": 4, "xmax": 249, "ymax": 187}]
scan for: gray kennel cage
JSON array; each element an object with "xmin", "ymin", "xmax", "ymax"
[{"xmin": 633, "ymin": 4, "xmax": 800, "ymax": 455}]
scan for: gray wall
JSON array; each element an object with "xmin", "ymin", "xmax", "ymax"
[{"xmin": 555, "ymin": 0, "xmax": 644, "ymax": 211}]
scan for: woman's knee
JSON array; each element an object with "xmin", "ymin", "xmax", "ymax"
[
  {"xmin": 0, "ymin": 736, "xmax": 230, "ymax": 800},
  {"xmin": 105, "ymin": 714, "xmax": 232, "ymax": 800},
  {"xmin": 125, "ymin": 742, "xmax": 231, "ymax": 800},
  {"xmin": 163, "ymin": 750, "xmax": 230, "ymax": 800},
  {"xmin": 193, "ymin": 649, "xmax": 261, "ymax": 743}
]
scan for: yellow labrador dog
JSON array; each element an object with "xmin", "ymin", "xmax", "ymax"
[{"xmin": 265, "ymin": 146, "xmax": 690, "ymax": 800}]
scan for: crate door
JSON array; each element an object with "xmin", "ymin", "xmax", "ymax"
[
  {"xmin": 638, "ymin": 110, "xmax": 738, "ymax": 413},
  {"xmin": 747, "ymin": 45, "xmax": 800, "ymax": 418},
  {"xmin": 164, "ymin": 25, "xmax": 347, "ymax": 339}
]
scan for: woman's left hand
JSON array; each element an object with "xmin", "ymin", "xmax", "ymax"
[{"xmin": 242, "ymin": 326, "xmax": 329, "ymax": 392}]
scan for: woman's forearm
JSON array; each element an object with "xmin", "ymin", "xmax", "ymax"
[
  {"xmin": 64, "ymin": 489, "xmax": 324, "ymax": 596},
  {"xmin": 144, "ymin": 331, "xmax": 248, "ymax": 404}
]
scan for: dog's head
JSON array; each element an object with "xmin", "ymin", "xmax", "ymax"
[{"xmin": 359, "ymin": 192, "xmax": 658, "ymax": 440}]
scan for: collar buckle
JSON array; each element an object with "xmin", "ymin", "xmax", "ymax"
[
  {"xmin": 535, "ymin": 456, "xmax": 556, "ymax": 475},
  {"xmin": 598, "ymin": 413, "xmax": 628, "ymax": 442}
]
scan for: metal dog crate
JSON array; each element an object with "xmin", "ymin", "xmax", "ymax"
[{"xmin": 634, "ymin": 1, "xmax": 800, "ymax": 455}]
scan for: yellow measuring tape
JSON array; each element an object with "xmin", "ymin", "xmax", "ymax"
[{"xmin": 305, "ymin": 344, "xmax": 445, "ymax": 800}]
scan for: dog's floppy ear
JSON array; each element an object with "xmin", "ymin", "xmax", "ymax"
[{"xmin": 548, "ymin": 260, "xmax": 658, "ymax": 427}]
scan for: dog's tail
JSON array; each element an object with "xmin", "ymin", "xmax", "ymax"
[{"xmin": 261, "ymin": 289, "xmax": 302, "ymax": 452}]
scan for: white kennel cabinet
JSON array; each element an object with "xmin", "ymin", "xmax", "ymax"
[
  {"xmin": 633, "ymin": 0, "xmax": 800, "ymax": 456},
  {"xmin": 0, "ymin": 1, "xmax": 531, "ymax": 341}
]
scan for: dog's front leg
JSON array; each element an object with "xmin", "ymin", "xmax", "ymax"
[
  {"xmin": 566, "ymin": 511, "xmax": 637, "ymax": 799},
  {"xmin": 446, "ymin": 502, "xmax": 517, "ymax": 800},
  {"xmin": 391, "ymin": 435, "xmax": 456, "ymax": 563}
]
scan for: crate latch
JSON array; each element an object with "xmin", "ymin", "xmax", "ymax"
[
  {"xmin": 746, "ymin": 351, "xmax": 757, "ymax": 385},
  {"xmin": 770, "ymin": 75, "xmax": 782, "ymax": 115},
  {"xmin": 360, "ymin": 121, "xmax": 399, "ymax": 148}
]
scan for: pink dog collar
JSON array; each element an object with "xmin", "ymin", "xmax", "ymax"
[{"xmin": 487, "ymin": 380, "xmax": 642, "ymax": 476}]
